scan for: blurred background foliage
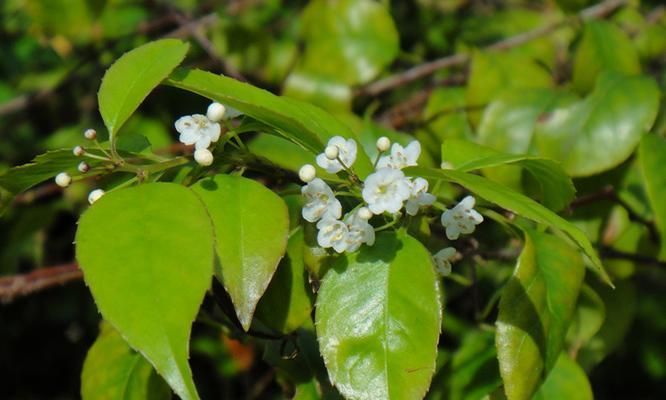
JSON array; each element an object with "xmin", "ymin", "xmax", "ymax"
[{"xmin": 1, "ymin": 0, "xmax": 665, "ymax": 398}]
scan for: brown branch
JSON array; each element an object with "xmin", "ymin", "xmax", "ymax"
[
  {"xmin": 0, "ymin": 263, "xmax": 82, "ymax": 303},
  {"xmin": 358, "ymin": 0, "xmax": 628, "ymax": 97},
  {"xmin": 599, "ymin": 247, "xmax": 666, "ymax": 268}
]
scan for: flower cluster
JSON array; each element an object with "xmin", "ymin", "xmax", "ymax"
[
  {"xmin": 299, "ymin": 135, "xmax": 484, "ymax": 277},
  {"xmin": 174, "ymin": 102, "xmax": 242, "ymax": 166}
]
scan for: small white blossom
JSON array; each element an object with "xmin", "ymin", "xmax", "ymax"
[
  {"xmin": 357, "ymin": 207, "xmax": 373, "ymax": 220},
  {"xmin": 405, "ymin": 177, "xmax": 436, "ymax": 216},
  {"xmin": 206, "ymin": 102, "xmax": 226, "ymax": 122},
  {"xmin": 78, "ymin": 161, "xmax": 90, "ymax": 173},
  {"xmin": 441, "ymin": 196, "xmax": 483, "ymax": 240},
  {"xmin": 316, "ymin": 218, "xmax": 349, "ymax": 253},
  {"xmin": 55, "ymin": 172, "xmax": 71, "ymax": 188},
  {"xmin": 301, "ymin": 178, "xmax": 342, "ymax": 222},
  {"xmin": 376, "ymin": 141, "xmax": 421, "ymax": 170},
  {"xmin": 194, "ymin": 148, "xmax": 214, "ymax": 166},
  {"xmin": 175, "ymin": 114, "xmax": 221, "ymax": 150},
  {"xmin": 376, "ymin": 136, "xmax": 391, "ymax": 152},
  {"xmin": 299, "ymin": 164, "xmax": 316, "ymax": 183},
  {"xmin": 84, "ymin": 128, "xmax": 97, "ymax": 140},
  {"xmin": 88, "ymin": 189, "xmax": 105, "ymax": 204},
  {"xmin": 343, "ymin": 211, "xmax": 375, "ymax": 252},
  {"xmin": 362, "ymin": 168, "xmax": 411, "ymax": 214},
  {"xmin": 73, "ymin": 146, "xmax": 85, "ymax": 157},
  {"xmin": 316, "ymin": 136, "xmax": 357, "ymax": 173},
  {"xmin": 433, "ymin": 247, "xmax": 456, "ymax": 276}
]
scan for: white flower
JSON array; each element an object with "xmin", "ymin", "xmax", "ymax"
[
  {"xmin": 55, "ymin": 172, "xmax": 71, "ymax": 188},
  {"xmin": 376, "ymin": 136, "xmax": 391, "ymax": 152},
  {"xmin": 343, "ymin": 211, "xmax": 376, "ymax": 252},
  {"xmin": 362, "ymin": 168, "xmax": 411, "ymax": 214},
  {"xmin": 88, "ymin": 189, "xmax": 105, "ymax": 204},
  {"xmin": 299, "ymin": 164, "xmax": 316, "ymax": 183},
  {"xmin": 175, "ymin": 114, "xmax": 221, "ymax": 150},
  {"xmin": 376, "ymin": 141, "xmax": 421, "ymax": 170},
  {"xmin": 441, "ymin": 195, "xmax": 483, "ymax": 240},
  {"xmin": 206, "ymin": 102, "xmax": 226, "ymax": 122},
  {"xmin": 433, "ymin": 247, "xmax": 456, "ymax": 276},
  {"xmin": 301, "ymin": 178, "xmax": 342, "ymax": 222},
  {"xmin": 316, "ymin": 136, "xmax": 357, "ymax": 173},
  {"xmin": 405, "ymin": 177, "xmax": 436, "ymax": 216},
  {"xmin": 357, "ymin": 207, "xmax": 373, "ymax": 220},
  {"xmin": 84, "ymin": 128, "xmax": 97, "ymax": 140},
  {"xmin": 316, "ymin": 218, "xmax": 349, "ymax": 253},
  {"xmin": 194, "ymin": 148, "xmax": 214, "ymax": 166}
]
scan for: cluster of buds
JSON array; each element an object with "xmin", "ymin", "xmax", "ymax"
[{"xmin": 53, "ymin": 128, "xmax": 106, "ymax": 204}]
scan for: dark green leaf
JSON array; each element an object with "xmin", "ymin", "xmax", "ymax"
[
  {"xmin": 316, "ymin": 232, "xmax": 441, "ymax": 399},
  {"xmin": 99, "ymin": 39, "xmax": 189, "ymax": 137},
  {"xmin": 638, "ymin": 134, "xmax": 666, "ymax": 259},
  {"xmin": 192, "ymin": 174, "xmax": 289, "ymax": 331},
  {"xmin": 496, "ymin": 229, "xmax": 585, "ymax": 400},
  {"xmin": 76, "ymin": 183, "xmax": 214, "ymax": 400}
]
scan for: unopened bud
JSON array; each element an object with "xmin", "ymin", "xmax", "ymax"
[
  {"xmin": 206, "ymin": 102, "xmax": 226, "ymax": 122},
  {"xmin": 73, "ymin": 146, "xmax": 85, "ymax": 156},
  {"xmin": 324, "ymin": 145, "xmax": 339, "ymax": 160},
  {"xmin": 299, "ymin": 164, "xmax": 316, "ymax": 183},
  {"xmin": 194, "ymin": 148, "xmax": 214, "ymax": 166},
  {"xmin": 358, "ymin": 207, "xmax": 373, "ymax": 220},
  {"xmin": 55, "ymin": 172, "xmax": 72, "ymax": 188},
  {"xmin": 84, "ymin": 128, "xmax": 97, "ymax": 140},
  {"xmin": 376, "ymin": 136, "xmax": 391, "ymax": 152},
  {"xmin": 88, "ymin": 189, "xmax": 105, "ymax": 205},
  {"xmin": 78, "ymin": 161, "xmax": 90, "ymax": 173}
]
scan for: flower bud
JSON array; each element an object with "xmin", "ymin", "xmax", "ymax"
[
  {"xmin": 78, "ymin": 161, "xmax": 90, "ymax": 173},
  {"xmin": 73, "ymin": 146, "xmax": 85, "ymax": 156},
  {"xmin": 194, "ymin": 148, "xmax": 214, "ymax": 166},
  {"xmin": 206, "ymin": 102, "xmax": 226, "ymax": 122},
  {"xmin": 324, "ymin": 145, "xmax": 339, "ymax": 160},
  {"xmin": 299, "ymin": 164, "xmax": 316, "ymax": 183},
  {"xmin": 358, "ymin": 207, "xmax": 373, "ymax": 220},
  {"xmin": 88, "ymin": 189, "xmax": 105, "ymax": 204},
  {"xmin": 376, "ymin": 136, "xmax": 391, "ymax": 152},
  {"xmin": 84, "ymin": 128, "xmax": 97, "ymax": 140},
  {"xmin": 55, "ymin": 172, "xmax": 72, "ymax": 188}
]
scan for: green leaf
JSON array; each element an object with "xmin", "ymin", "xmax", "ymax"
[
  {"xmin": 99, "ymin": 39, "xmax": 189, "ymax": 138},
  {"xmin": 572, "ymin": 21, "xmax": 640, "ymax": 93},
  {"xmin": 255, "ymin": 227, "xmax": 314, "ymax": 333},
  {"xmin": 283, "ymin": 70, "xmax": 352, "ymax": 111},
  {"xmin": 535, "ymin": 72, "xmax": 660, "ymax": 177},
  {"xmin": 496, "ymin": 229, "xmax": 585, "ymax": 400},
  {"xmin": 466, "ymin": 50, "xmax": 553, "ymax": 126},
  {"xmin": 478, "ymin": 89, "xmax": 578, "ymax": 155},
  {"xmin": 533, "ymin": 355, "xmax": 593, "ymax": 400},
  {"xmin": 298, "ymin": 0, "xmax": 399, "ymax": 85},
  {"xmin": 81, "ymin": 323, "xmax": 171, "ymax": 400},
  {"xmin": 566, "ymin": 284, "xmax": 606, "ymax": 352},
  {"xmin": 406, "ymin": 166, "xmax": 612, "ymax": 285},
  {"xmin": 316, "ymin": 232, "xmax": 441, "ymax": 400},
  {"xmin": 76, "ymin": 183, "xmax": 214, "ymax": 400},
  {"xmin": 165, "ymin": 68, "xmax": 374, "ymax": 177},
  {"xmin": 441, "ymin": 139, "xmax": 576, "ymax": 211},
  {"xmin": 192, "ymin": 174, "xmax": 289, "ymax": 331},
  {"xmin": 638, "ymin": 134, "xmax": 666, "ymax": 259},
  {"xmin": 422, "ymin": 87, "xmax": 474, "ymax": 143},
  {"xmin": 0, "ymin": 149, "xmax": 104, "ymax": 194}
]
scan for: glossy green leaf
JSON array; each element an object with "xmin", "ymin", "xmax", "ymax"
[
  {"xmin": 316, "ymin": 232, "xmax": 441, "ymax": 400},
  {"xmin": 98, "ymin": 39, "xmax": 189, "ymax": 137},
  {"xmin": 638, "ymin": 134, "xmax": 666, "ymax": 259},
  {"xmin": 81, "ymin": 323, "xmax": 170, "ymax": 400},
  {"xmin": 535, "ymin": 73, "xmax": 659, "ymax": 177},
  {"xmin": 0, "ymin": 149, "xmax": 104, "ymax": 194},
  {"xmin": 566, "ymin": 284, "xmax": 606, "ymax": 351},
  {"xmin": 407, "ymin": 166, "xmax": 611, "ymax": 285},
  {"xmin": 478, "ymin": 89, "xmax": 578, "ymax": 155},
  {"xmin": 192, "ymin": 174, "xmax": 289, "ymax": 331},
  {"xmin": 441, "ymin": 139, "xmax": 575, "ymax": 211},
  {"xmin": 76, "ymin": 183, "xmax": 214, "ymax": 400},
  {"xmin": 299, "ymin": 0, "xmax": 399, "ymax": 85},
  {"xmin": 255, "ymin": 227, "xmax": 314, "ymax": 333},
  {"xmin": 496, "ymin": 229, "xmax": 585, "ymax": 400},
  {"xmin": 572, "ymin": 21, "xmax": 640, "ymax": 93},
  {"xmin": 532, "ymin": 355, "xmax": 593, "ymax": 400},
  {"xmin": 466, "ymin": 50, "xmax": 553, "ymax": 126},
  {"xmin": 283, "ymin": 70, "xmax": 352, "ymax": 111}
]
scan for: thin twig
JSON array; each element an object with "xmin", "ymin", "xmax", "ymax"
[
  {"xmin": 0, "ymin": 263, "xmax": 82, "ymax": 303},
  {"xmin": 599, "ymin": 247, "xmax": 666, "ymax": 268},
  {"xmin": 358, "ymin": 0, "xmax": 628, "ymax": 97}
]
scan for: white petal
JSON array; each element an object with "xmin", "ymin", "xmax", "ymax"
[
  {"xmin": 459, "ymin": 195, "xmax": 476, "ymax": 209},
  {"xmin": 446, "ymin": 225, "xmax": 461, "ymax": 240},
  {"xmin": 404, "ymin": 141, "xmax": 421, "ymax": 165}
]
